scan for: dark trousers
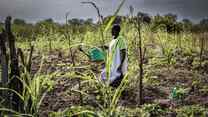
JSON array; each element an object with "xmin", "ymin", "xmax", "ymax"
[{"xmin": 110, "ymin": 73, "xmax": 124, "ymax": 88}]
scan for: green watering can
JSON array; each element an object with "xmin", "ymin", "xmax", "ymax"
[{"xmin": 88, "ymin": 47, "xmax": 106, "ymax": 62}]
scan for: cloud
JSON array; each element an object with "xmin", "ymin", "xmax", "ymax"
[
  {"xmin": 0, "ymin": 0, "xmax": 207, "ymax": 23},
  {"xmin": 141, "ymin": 0, "xmax": 208, "ymax": 21}
]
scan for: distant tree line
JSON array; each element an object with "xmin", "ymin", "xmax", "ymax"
[{"xmin": 0, "ymin": 12, "xmax": 208, "ymax": 40}]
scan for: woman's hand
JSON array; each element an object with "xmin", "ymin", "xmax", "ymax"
[{"xmin": 99, "ymin": 45, "xmax": 108, "ymax": 50}]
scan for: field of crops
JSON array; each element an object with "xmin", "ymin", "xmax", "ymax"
[{"xmin": 1, "ymin": 1, "xmax": 208, "ymax": 117}]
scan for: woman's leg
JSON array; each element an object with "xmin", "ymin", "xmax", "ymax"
[{"xmin": 110, "ymin": 73, "xmax": 124, "ymax": 88}]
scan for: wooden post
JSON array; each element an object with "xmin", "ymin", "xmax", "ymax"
[{"xmin": 5, "ymin": 16, "xmax": 23, "ymax": 112}]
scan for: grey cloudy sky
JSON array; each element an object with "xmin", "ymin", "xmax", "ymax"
[{"xmin": 0, "ymin": 0, "xmax": 207, "ymax": 23}]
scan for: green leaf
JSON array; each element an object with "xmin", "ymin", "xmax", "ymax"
[
  {"xmin": 104, "ymin": 0, "xmax": 126, "ymax": 32},
  {"xmin": 0, "ymin": 88, "xmax": 24, "ymax": 102}
]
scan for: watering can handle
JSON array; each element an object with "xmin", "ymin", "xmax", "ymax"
[{"xmin": 78, "ymin": 46, "xmax": 90, "ymax": 58}]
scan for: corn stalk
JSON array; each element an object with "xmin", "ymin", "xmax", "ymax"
[
  {"xmin": 0, "ymin": 30, "xmax": 9, "ymax": 113},
  {"xmin": 81, "ymin": 1, "xmax": 105, "ymax": 47},
  {"xmin": 5, "ymin": 16, "xmax": 24, "ymax": 112},
  {"xmin": 0, "ymin": 31, "xmax": 8, "ymax": 87},
  {"xmin": 132, "ymin": 14, "xmax": 145, "ymax": 105},
  {"xmin": 65, "ymin": 12, "xmax": 76, "ymax": 66},
  {"xmin": 199, "ymin": 33, "xmax": 205, "ymax": 66}
]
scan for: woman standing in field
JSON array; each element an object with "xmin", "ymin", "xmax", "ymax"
[{"xmin": 101, "ymin": 24, "xmax": 128, "ymax": 87}]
